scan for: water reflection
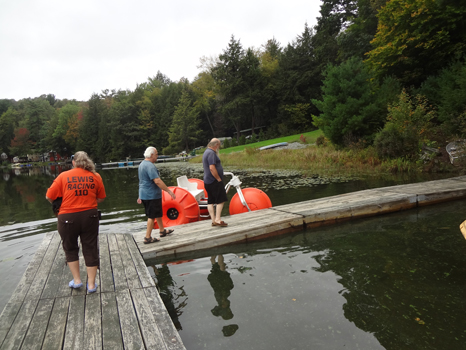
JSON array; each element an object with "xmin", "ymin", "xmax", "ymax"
[
  {"xmin": 208, "ymin": 255, "xmax": 238, "ymax": 337},
  {"xmin": 151, "ymin": 202, "xmax": 466, "ymax": 350},
  {"xmin": 151, "ymin": 263, "xmax": 187, "ymax": 331}
]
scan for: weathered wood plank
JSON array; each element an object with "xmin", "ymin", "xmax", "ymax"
[
  {"xmin": 7, "ymin": 232, "xmax": 54, "ymax": 304},
  {"xmin": 115, "ymin": 290, "xmax": 145, "ymax": 350},
  {"xmin": 99, "ymin": 234, "xmax": 115, "ymax": 293},
  {"xmin": 63, "ymin": 295, "xmax": 85, "ymax": 350},
  {"xmin": 41, "ymin": 297, "xmax": 70, "ymax": 350},
  {"xmin": 130, "ymin": 288, "xmax": 166, "ymax": 349},
  {"xmin": 21, "ymin": 299, "xmax": 54, "ymax": 350},
  {"xmin": 83, "ymin": 293, "xmax": 102, "ymax": 350},
  {"xmin": 134, "ymin": 176, "xmax": 466, "ymax": 260},
  {"xmin": 116, "ymin": 234, "xmax": 142, "ymax": 290},
  {"xmin": 0, "ymin": 302, "xmax": 21, "ymax": 348},
  {"xmin": 72, "ymin": 254, "xmax": 88, "ymax": 296},
  {"xmin": 101, "ymin": 292, "xmax": 123, "ymax": 350},
  {"xmin": 136, "ymin": 209, "xmax": 303, "ymax": 259},
  {"xmin": 144, "ymin": 286, "xmax": 186, "ymax": 350},
  {"xmin": 0, "ymin": 299, "xmax": 39, "ymax": 350},
  {"xmin": 55, "ymin": 261, "xmax": 74, "ymax": 298},
  {"xmin": 108, "ymin": 234, "xmax": 129, "ymax": 291},
  {"xmin": 40, "ymin": 243, "xmax": 67, "ymax": 300},
  {"xmin": 123, "ymin": 234, "xmax": 155, "ymax": 288},
  {"xmin": 25, "ymin": 233, "xmax": 61, "ymax": 301}
]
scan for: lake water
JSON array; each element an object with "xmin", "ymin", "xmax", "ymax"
[{"xmin": 1, "ymin": 163, "xmax": 465, "ymax": 349}]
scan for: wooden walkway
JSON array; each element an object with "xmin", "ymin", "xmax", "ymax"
[
  {"xmin": 135, "ymin": 176, "xmax": 466, "ymax": 260},
  {"xmin": 0, "ymin": 232, "xmax": 185, "ymax": 350}
]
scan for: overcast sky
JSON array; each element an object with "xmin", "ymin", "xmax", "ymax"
[{"xmin": 0, "ymin": 0, "xmax": 322, "ymax": 101}]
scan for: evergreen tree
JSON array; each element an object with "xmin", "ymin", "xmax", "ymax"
[
  {"xmin": 312, "ymin": 57, "xmax": 399, "ymax": 146},
  {"xmin": 164, "ymin": 90, "xmax": 201, "ymax": 154}
]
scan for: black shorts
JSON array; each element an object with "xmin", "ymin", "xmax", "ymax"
[
  {"xmin": 205, "ymin": 180, "xmax": 228, "ymax": 205},
  {"xmin": 142, "ymin": 198, "xmax": 163, "ymax": 219},
  {"xmin": 57, "ymin": 209, "xmax": 100, "ymax": 267}
]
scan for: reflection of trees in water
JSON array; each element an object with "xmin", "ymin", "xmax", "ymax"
[
  {"xmin": 208, "ymin": 255, "xmax": 239, "ymax": 337},
  {"xmin": 152, "ymin": 264, "xmax": 187, "ymax": 331},
  {"xmin": 307, "ymin": 212, "xmax": 466, "ymax": 349}
]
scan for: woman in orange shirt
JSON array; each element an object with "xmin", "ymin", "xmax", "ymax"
[{"xmin": 46, "ymin": 151, "xmax": 106, "ymax": 293}]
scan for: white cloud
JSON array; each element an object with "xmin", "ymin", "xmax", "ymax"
[{"xmin": 0, "ymin": 0, "xmax": 322, "ymax": 101}]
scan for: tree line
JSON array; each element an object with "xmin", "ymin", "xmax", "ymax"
[{"xmin": 1, "ymin": 0, "xmax": 465, "ymax": 163}]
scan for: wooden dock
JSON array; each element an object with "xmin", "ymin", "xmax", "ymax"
[
  {"xmin": 0, "ymin": 232, "xmax": 185, "ymax": 350},
  {"xmin": 135, "ymin": 176, "xmax": 466, "ymax": 260}
]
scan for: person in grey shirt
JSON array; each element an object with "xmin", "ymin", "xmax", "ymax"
[{"xmin": 203, "ymin": 138, "xmax": 228, "ymax": 227}]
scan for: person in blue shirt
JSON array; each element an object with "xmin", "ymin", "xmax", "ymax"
[
  {"xmin": 138, "ymin": 146, "xmax": 176, "ymax": 244},
  {"xmin": 203, "ymin": 138, "xmax": 228, "ymax": 227}
]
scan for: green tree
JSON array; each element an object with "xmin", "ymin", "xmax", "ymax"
[
  {"xmin": 337, "ymin": 0, "xmax": 386, "ymax": 61},
  {"xmin": 366, "ymin": 0, "xmax": 466, "ymax": 86},
  {"xmin": 191, "ymin": 72, "xmax": 217, "ymax": 138},
  {"xmin": 277, "ymin": 23, "xmax": 321, "ymax": 122},
  {"xmin": 24, "ymin": 97, "xmax": 55, "ymax": 151},
  {"xmin": 417, "ymin": 60, "xmax": 466, "ymax": 131},
  {"xmin": 374, "ymin": 90, "xmax": 435, "ymax": 158},
  {"xmin": 53, "ymin": 103, "xmax": 80, "ymax": 152},
  {"xmin": 241, "ymin": 48, "xmax": 265, "ymax": 133},
  {"xmin": 213, "ymin": 35, "xmax": 247, "ymax": 139},
  {"xmin": 77, "ymin": 94, "xmax": 106, "ymax": 159},
  {"xmin": 313, "ymin": 0, "xmax": 358, "ymax": 68},
  {"xmin": 0, "ymin": 107, "xmax": 18, "ymax": 154},
  {"xmin": 312, "ymin": 57, "xmax": 399, "ymax": 146},
  {"xmin": 164, "ymin": 91, "xmax": 201, "ymax": 154}
]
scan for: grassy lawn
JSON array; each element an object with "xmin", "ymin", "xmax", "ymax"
[{"xmin": 218, "ymin": 130, "xmax": 323, "ymax": 154}]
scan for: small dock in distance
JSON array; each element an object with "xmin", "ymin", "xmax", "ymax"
[
  {"xmin": 0, "ymin": 232, "xmax": 185, "ymax": 350},
  {"xmin": 135, "ymin": 176, "xmax": 466, "ymax": 261},
  {"xmin": 99, "ymin": 155, "xmax": 196, "ymax": 169}
]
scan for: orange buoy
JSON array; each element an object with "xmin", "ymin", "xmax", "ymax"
[
  {"xmin": 155, "ymin": 186, "xmax": 200, "ymax": 228},
  {"xmin": 229, "ymin": 188, "xmax": 272, "ymax": 215}
]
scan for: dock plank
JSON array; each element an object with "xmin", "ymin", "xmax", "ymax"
[
  {"xmin": 144, "ymin": 286, "xmax": 185, "ymax": 350},
  {"xmin": 108, "ymin": 234, "xmax": 129, "ymax": 291},
  {"xmin": 83, "ymin": 293, "xmax": 102, "ymax": 350},
  {"xmin": 101, "ymin": 292, "xmax": 123, "ymax": 350},
  {"xmin": 130, "ymin": 288, "xmax": 166, "ymax": 349},
  {"xmin": 41, "ymin": 244, "xmax": 67, "ymax": 300},
  {"xmin": 25, "ymin": 233, "xmax": 61, "ymax": 301},
  {"xmin": 41, "ymin": 297, "xmax": 70, "ymax": 350},
  {"xmin": 99, "ymin": 235, "xmax": 115, "ymax": 293},
  {"xmin": 124, "ymin": 234, "xmax": 155, "ymax": 288},
  {"xmin": 116, "ymin": 235, "xmax": 142, "ymax": 290},
  {"xmin": 63, "ymin": 295, "xmax": 85, "ymax": 350},
  {"xmin": 0, "ymin": 299, "xmax": 39, "ymax": 350},
  {"xmin": 0, "ymin": 233, "xmax": 186, "ymax": 350},
  {"xmin": 7, "ymin": 232, "xmax": 54, "ymax": 305},
  {"xmin": 115, "ymin": 290, "xmax": 145, "ymax": 350},
  {"xmin": 21, "ymin": 299, "xmax": 54, "ymax": 350},
  {"xmin": 135, "ymin": 176, "xmax": 466, "ymax": 260}
]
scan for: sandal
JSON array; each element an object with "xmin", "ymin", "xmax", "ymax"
[
  {"xmin": 144, "ymin": 236, "xmax": 160, "ymax": 244},
  {"xmin": 159, "ymin": 229, "xmax": 174, "ymax": 237},
  {"xmin": 212, "ymin": 221, "xmax": 228, "ymax": 227}
]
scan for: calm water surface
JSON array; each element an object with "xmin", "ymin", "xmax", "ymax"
[{"xmin": 1, "ymin": 164, "xmax": 465, "ymax": 349}]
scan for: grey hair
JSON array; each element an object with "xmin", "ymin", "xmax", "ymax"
[
  {"xmin": 73, "ymin": 151, "xmax": 96, "ymax": 174},
  {"xmin": 207, "ymin": 139, "xmax": 220, "ymax": 148},
  {"xmin": 144, "ymin": 147, "xmax": 157, "ymax": 158}
]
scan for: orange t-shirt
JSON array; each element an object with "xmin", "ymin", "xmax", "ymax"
[{"xmin": 46, "ymin": 168, "xmax": 106, "ymax": 215}]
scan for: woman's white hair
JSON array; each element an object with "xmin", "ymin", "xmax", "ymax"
[
  {"xmin": 73, "ymin": 151, "xmax": 96, "ymax": 174},
  {"xmin": 144, "ymin": 147, "xmax": 157, "ymax": 158}
]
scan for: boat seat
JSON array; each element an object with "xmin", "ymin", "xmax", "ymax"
[{"xmin": 176, "ymin": 176, "xmax": 205, "ymax": 201}]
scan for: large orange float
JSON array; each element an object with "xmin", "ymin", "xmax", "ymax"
[{"xmin": 156, "ymin": 172, "xmax": 272, "ymax": 228}]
